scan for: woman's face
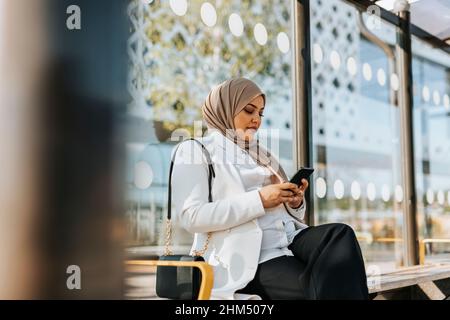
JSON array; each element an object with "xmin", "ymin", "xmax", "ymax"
[{"xmin": 233, "ymin": 95, "xmax": 265, "ymax": 141}]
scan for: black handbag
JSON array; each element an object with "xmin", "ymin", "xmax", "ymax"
[{"xmin": 155, "ymin": 138, "xmax": 215, "ymax": 300}]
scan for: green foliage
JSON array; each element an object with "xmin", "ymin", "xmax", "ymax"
[{"xmin": 129, "ymin": 0, "xmax": 292, "ymax": 136}]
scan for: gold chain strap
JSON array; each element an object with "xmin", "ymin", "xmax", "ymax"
[
  {"xmin": 164, "ymin": 219, "xmax": 173, "ymax": 256},
  {"xmin": 192, "ymin": 232, "xmax": 212, "ymax": 257},
  {"xmin": 164, "ymin": 218, "xmax": 211, "ymax": 257}
]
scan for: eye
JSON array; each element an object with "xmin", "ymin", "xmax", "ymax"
[
  {"xmin": 259, "ymin": 113, "xmax": 265, "ymax": 117},
  {"xmin": 244, "ymin": 107, "xmax": 254, "ymax": 114}
]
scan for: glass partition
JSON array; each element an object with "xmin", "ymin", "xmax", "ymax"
[
  {"xmin": 310, "ymin": 0, "xmax": 405, "ymax": 272},
  {"xmin": 126, "ymin": 0, "xmax": 296, "ymax": 250},
  {"xmin": 411, "ymin": 36, "xmax": 450, "ymax": 263}
]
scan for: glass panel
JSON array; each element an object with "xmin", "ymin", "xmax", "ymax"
[
  {"xmin": 412, "ymin": 36, "xmax": 450, "ymax": 264},
  {"xmin": 310, "ymin": 0, "xmax": 404, "ymax": 272},
  {"xmin": 126, "ymin": 0, "xmax": 295, "ymax": 250}
]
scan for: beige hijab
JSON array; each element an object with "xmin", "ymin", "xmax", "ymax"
[{"xmin": 201, "ymin": 78, "xmax": 288, "ymax": 182}]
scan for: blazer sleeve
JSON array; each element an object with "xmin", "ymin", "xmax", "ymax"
[
  {"xmin": 284, "ymin": 200, "xmax": 306, "ymax": 222},
  {"xmin": 171, "ymin": 141, "xmax": 266, "ymax": 234}
]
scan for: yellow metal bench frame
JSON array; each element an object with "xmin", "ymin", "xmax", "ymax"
[{"xmin": 125, "ymin": 260, "xmax": 214, "ymax": 300}]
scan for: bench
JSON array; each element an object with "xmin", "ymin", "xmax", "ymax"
[
  {"xmin": 125, "ymin": 261, "xmax": 450, "ymax": 300},
  {"xmin": 368, "ymin": 263, "xmax": 450, "ymax": 300}
]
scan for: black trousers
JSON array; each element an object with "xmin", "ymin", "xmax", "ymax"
[{"xmin": 236, "ymin": 223, "xmax": 369, "ymax": 300}]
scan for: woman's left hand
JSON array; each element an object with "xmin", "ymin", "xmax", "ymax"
[{"xmin": 287, "ymin": 178, "xmax": 309, "ymax": 209}]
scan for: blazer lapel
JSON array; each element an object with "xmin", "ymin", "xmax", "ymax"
[{"xmin": 207, "ymin": 130, "xmax": 247, "ymax": 192}]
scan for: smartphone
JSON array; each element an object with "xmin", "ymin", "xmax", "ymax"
[{"xmin": 289, "ymin": 167, "xmax": 314, "ymax": 187}]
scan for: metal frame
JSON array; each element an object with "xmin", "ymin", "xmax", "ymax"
[
  {"xmin": 292, "ymin": 0, "xmax": 314, "ymax": 225},
  {"xmin": 396, "ymin": 5, "xmax": 420, "ymax": 266},
  {"xmin": 343, "ymin": 0, "xmax": 450, "ymax": 54},
  {"xmin": 125, "ymin": 260, "xmax": 214, "ymax": 300}
]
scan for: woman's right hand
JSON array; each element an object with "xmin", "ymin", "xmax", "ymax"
[{"xmin": 258, "ymin": 182, "xmax": 299, "ymax": 209}]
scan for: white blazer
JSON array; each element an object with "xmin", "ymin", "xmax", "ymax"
[{"xmin": 171, "ymin": 129, "xmax": 307, "ymax": 300}]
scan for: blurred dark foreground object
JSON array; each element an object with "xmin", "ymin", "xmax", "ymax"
[{"xmin": 0, "ymin": 0, "xmax": 128, "ymax": 299}]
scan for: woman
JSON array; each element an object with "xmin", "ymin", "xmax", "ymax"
[{"xmin": 171, "ymin": 78, "xmax": 369, "ymax": 300}]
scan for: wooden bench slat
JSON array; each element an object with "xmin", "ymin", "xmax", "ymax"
[{"xmin": 369, "ymin": 263, "xmax": 450, "ymax": 293}]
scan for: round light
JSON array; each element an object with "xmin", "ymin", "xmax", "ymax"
[
  {"xmin": 134, "ymin": 161, "xmax": 153, "ymax": 190},
  {"xmin": 316, "ymin": 177, "xmax": 327, "ymax": 198},
  {"xmin": 444, "ymin": 94, "xmax": 449, "ymax": 109},
  {"xmin": 390, "ymin": 73, "xmax": 399, "ymax": 91},
  {"xmin": 395, "ymin": 185, "xmax": 403, "ymax": 203},
  {"xmin": 200, "ymin": 2, "xmax": 217, "ymax": 27},
  {"xmin": 381, "ymin": 184, "xmax": 390, "ymax": 202},
  {"xmin": 253, "ymin": 23, "xmax": 267, "ymax": 46},
  {"xmin": 330, "ymin": 50, "xmax": 341, "ymax": 70},
  {"xmin": 363, "ymin": 63, "xmax": 372, "ymax": 81},
  {"xmin": 377, "ymin": 68, "xmax": 386, "ymax": 86},
  {"xmin": 351, "ymin": 181, "xmax": 361, "ymax": 200},
  {"xmin": 422, "ymin": 86, "xmax": 430, "ymax": 102},
  {"xmin": 313, "ymin": 43, "xmax": 323, "ymax": 64},
  {"xmin": 347, "ymin": 57, "xmax": 357, "ymax": 76},
  {"xmin": 437, "ymin": 190, "xmax": 445, "ymax": 205},
  {"xmin": 433, "ymin": 90, "xmax": 441, "ymax": 106},
  {"xmin": 169, "ymin": 0, "xmax": 187, "ymax": 16},
  {"xmin": 254, "ymin": 23, "xmax": 268, "ymax": 46},
  {"xmin": 367, "ymin": 182, "xmax": 376, "ymax": 201},
  {"xmin": 334, "ymin": 179, "xmax": 344, "ymax": 199},
  {"xmin": 277, "ymin": 32, "xmax": 290, "ymax": 53},
  {"xmin": 228, "ymin": 13, "xmax": 243, "ymax": 37},
  {"xmin": 426, "ymin": 189, "xmax": 434, "ymax": 204}
]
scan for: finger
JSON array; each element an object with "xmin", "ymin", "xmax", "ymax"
[
  {"xmin": 280, "ymin": 182, "xmax": 299, "ymax": 193},
  {"xmin": 300, "ymin": 179, "xmax": 309, "ymax": 190},
  {"xmin": 280, "ymin": 190, "xmax": 294, "ymax": 197},
  {"xmin": 280, "ymin": 182, "xmax": 299, "ymax": 191},
  {"xmin": 285, "ymin": 198, "xmax": 301, "ymax": 206},
  {"xmin": 280, "ymin": 196, "xmax": 295, "ymax": 203}
]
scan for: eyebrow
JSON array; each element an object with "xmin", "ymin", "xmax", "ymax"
[{"xmin": 247, "ymin": 103, "xmax": 265, "ymax": 110}]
